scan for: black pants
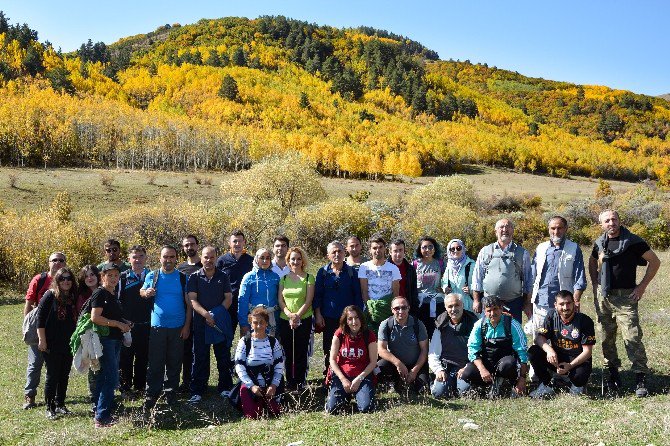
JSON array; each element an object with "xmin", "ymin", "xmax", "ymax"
[
  {"xmin": 181, "ymin": 331, "xmax": 193, "ymax": 387},
  {"xmin": 279, "ymin": 317, "xmax": 312, "ymax": 389},
  {"xmin": 528, "ymin": 345, "xmax": 592, "ymax": 387},
  {"xmin": 322, "ymin": 317, "xmax": 340, "ymax": 372},
  {"xmin": 417, "ymin": 301, "xmax": 445, "ymax": 341},
  {"xmin": 460, "ymin": 355, "xmax": 518, "ymax": 386},
  {"xmin": 377, "ymin": 358, "xmax": 429, "ymax": 392},
  {"xmin": 43, "ymin": 351, "xmax": 73, "ymax": 410},
  {"xmin": 146, "ymin": 327, "xmax": 184, "ymax": 399},
  {"xmin": 119, "ymin": 324, "xmax": 150, "ymax": 392}
]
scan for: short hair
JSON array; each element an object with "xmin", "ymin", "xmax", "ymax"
[
  {"xmin": 444, "ymin": 292, "xmax": 463, "ymax": 304},
  {"xmin": 285, "ymin": 246, "xmax": 308, "ymax": 269},
  {"xmin": 495, "ymin": 219, "xmax": 514, "ymax": 230},
  {"xmin": 202, "ymin": 245, "xmax": 218, "ymax": 256},
  {"xmin": 183, "ymin": 234, "xmax": 199, "ymax": 245},
  {"xmin": 598, "ymin": 209, "xmax": 620, "ymax": 223},
  {"xmin": 327, "ymin": 240, "xmax": 345, "ymax": 253},
  {"xmin": 230, "ymin": 229, "xmax": 246, "ymax": 240},
  {"xmin": 160, "ymin": 245, "xmax": 178, "ymax": 255},
  {"xmin": 104, "ymin": 239, "xmax": 121, "ymax": 248},
  {"xmin": 548, "ymin": 216, "xmax": 568, "ymax": 227},
  {"xmin": 49, "ymin": 252, "xmax": 67, "ymax": 263},
  {"xmin": 414, "ymin": 236, "xmax": 443, "ymax": 259},
  {"xmin": 391, "ymin": 296, "xmax": 409, "ymax": 308},
  {"xmin": 248, "ymin": 306, "xmax": 270, "ymax": 325},
  {"xmin": 339, "ymin": 305, "xmax": 368, "ymax": 336},
  {"xmin": 368, "ymin": 235, "xmax": 386, "ymax": 246},
  {"xmin": 77, "ymin": 264, "xmax": 100, "ymax": 290},
  {"xmin": 482, "ymin": 295, "xmax": 502, "ymax": 309},
  {"xmin": 129, "ymin": 245, "xmax": 146, "ymax": 254},
  {"xmin": 555, "ymin": 290, "xmax": 575, "ymax": 301},
  {"xmin": 346, "ymin": 235, "xmax": 362, "ymax": 245},
  {"xmin": 273, "ymin": 235, "xmax": 290, "ymax": 246},
  {"xmin": 390, "ymin": 239, "xmax": 406, "ymax": 248}
]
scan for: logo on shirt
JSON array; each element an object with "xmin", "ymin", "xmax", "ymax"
[
  {"xmin": 561, "ymin": 328, "xmax": 569, "ymax": 337},
  {"xmin": 341, "ymin": 347, "xmax": 364, "ymax": 359},
  {"xmin": 571, "ymin": 329, "xmax": 580, "ymax": 339}
]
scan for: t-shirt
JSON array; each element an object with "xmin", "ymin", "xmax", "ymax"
[
  {"xmin": 396, "ymin": 261, "xmax": 408, "ymax": 298},
  {"xmin": 91, "ymin": 287, "xmax": 124, "ymax": 340},
  {"xmin": 415, "ymin": 258, "xmax": 444, "ymax": 296},
  {"xmin": 334, "ymin": 327, "xmax": 377, "ymax": 379},
  {"xmin": 25, "ymin": 273, "xmax": 52, "ymax": 304},
  {"xmin": 378, "ymin": 315, "xmax": 427, "ymax": 366},
  {"xmin": 279, "ymin": 273, "xmax": 315, "ymax": 320},
  {"xmin": 186, "ymin": 268, "xmax": 232, "ymax": 325},
  {"xmin": 591, "ymin": 238, "xmax": 650, "ymax": 289},
  {"xmin": 358, "ymin": 261, "xmax": 401, "ymax": 301},
  {"xmin": 142, "ymin": 269, "xmax": 186, "ymax": 328},
  {"xmin": 177, "ymin": 261, "xmax": 203, "ymax": 277},
  {"xmin": 537, "ymin": 309, "xmax": 596, "ymax": 361}
]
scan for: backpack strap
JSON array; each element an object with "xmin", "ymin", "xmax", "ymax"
[
  {"xmin": 244, "ymin": 332, "xmax": 252, "ymax": 357},
  {"xmin": 412, "ymin": 315, "xmax": 420, "ymax": 341},
  {"xmin": 151, "ymin": 269, "xmax": 160, "ymax": 288},
  {"xmin": 464, "ymin": 262, "xmax": 472, "ymax": 286},
  {"xmin": 36, "ymin": 272, "xmax": 48, "ymax": 297},
  {"xmin": 503, "ymin": 314, "xmax": 512, "ymax": 338},
  {"xmin": 384, "ymin": 317, "xmax": 393, "ymax": 342}
]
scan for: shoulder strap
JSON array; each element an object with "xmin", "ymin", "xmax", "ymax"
[
  {"xmin": 483, "ymin": 244, "xmax": 495, "ymax": 269},
  {"xmin": 244, "ymin": 333, "xmax": 252, "ymax": 356},
  {"xmin": 413, "ymin": 315, "xmax": 420, "ymax": 340},
  {"xmin": 36, "ymin": 272, "xmax": 48, "ymax": 295},
  {"xmin": 464, "ymin": 262, "xmax": 472, "ymax": 284},
  {"xmin": 503, "ymin": 314, "xmax": 512, "ymax": 338},
  {"xmin": 384, "ymin": 317, "xmax": 392, "ymax": 341},
  {"xmin": 268, "ymin": 335, "xmax": 276, "ymax": 351},
  {"xmin": 364, "ymin": 329, "xmax": 370, "ymax": 347},
  {"xmin": 151, "ymin": 269, "xmax": 160, "ymax": 288}
]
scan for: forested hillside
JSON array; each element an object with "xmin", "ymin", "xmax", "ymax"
[{"xmin": 1, "ymin": 13, "xmax": 669, "ymax": 183}]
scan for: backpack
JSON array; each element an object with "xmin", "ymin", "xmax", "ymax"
[
  {"xmin": 151, "ymin": 269, "xmax": 187, "ymax": 310},
  {"xmin": 35, "ymin": 272, "xmax": 49, "ymax": 297},
  {"xmin": 479, "ymin": 313, "xmax": 512, "ymax": 342},
  {"xmin": 23, "ymin": 290, "xmax": 56, "ymax": 345},
  {"xmin": 481, "ymin": 243, "xmax": 525, "ymax": 298},
  {"xmin": 383, "ymin": 315, "xmax": 421, "ymax": 344},
  {"xmin": 228, "ymin": 333, "xmax": 280, "ymax": 410}
]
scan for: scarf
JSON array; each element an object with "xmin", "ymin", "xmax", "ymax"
[
  {"xmin": 447, "ymin": 238, "xmax": 467, "ymax": 276},
  {"xmin": 596, "ymin": 226, "xmax": 644, "ymax": 295}
]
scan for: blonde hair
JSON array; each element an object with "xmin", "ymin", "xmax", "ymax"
[{"xmin": 285, "ymin": 246, "xmax": 308, "ymax": 270}]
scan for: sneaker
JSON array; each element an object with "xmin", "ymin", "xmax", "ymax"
[
  {"xmin": 607, "ymin": 367, "xmax": 622, "ymax": 392},
  {"xmin": 488, "ymin": 377, "xmax": 504, "ymax": 399},
  {"xmin": 55, "ymin": 406, "xmax": 71, "ymax": 415},
  {"xmin": 187, "ymin": 394, "xmax": 202, "ymax": 404},
  {"xmin": 45, "ymin": 409, "xmax": 58, "ymax": 420},
  {"xmin": 530, "ymin": 383, "xmax": 555, "ymax": 399},
  {"xmin": 569, "ymin": 384, "xmax": 585, "ymax": 395},
  {"xmin": 90, "ymin": 403, "xmax": 97, "ymax": 416},
  {"xmin": 23, "ymin": 395, "xmax": 36, "ymax": 410},
  {"xmin": 635, "ymin": 374, "xmax": 648, "ymax": 398},
  {"xmin": 94, "ymin": 418, "xmax": 117, "ymax": 428},
  {"xmin": 220, "ymin": 390, "xmax": 231, "ymax": 398}
]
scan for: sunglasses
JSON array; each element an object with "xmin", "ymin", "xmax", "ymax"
[
  {"xmin": 50, "ymin": 258, "xmax": 66, "ymax": 263},
  {"xmin": 449, "ymin": 246, "xmax": 463, "ymax": 252},
  {"xmin": 392, "ymin": 305, "xmax": 409, "ymax": 311},
  {"xmin": 421, "ymin": 245, "xmax": 434, "ymax": 250},
  {"xmin": 105, "ymin": 247, "xmax": 120, "ymax": 253},
  {"xmin": 58, "ymin": 276, "xmax": 73, "ymax": 282}
]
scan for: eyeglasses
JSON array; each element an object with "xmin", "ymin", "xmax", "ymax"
[
  {"xmin": 105, "ymin": 247, "xmax": 120, "ymax": 253},
  {"xmin": 258, "ymin": 256, "xmax": 271, "ymax": 261},
  {"xmin": 58, "ymin": 276, "xmax": 73, "ymax": 282},
  {"xmin": 421, "ymin": 245, "xmax": 434, "ymax": 250},
  {"xmin": 392, "ymin": 305, "xmax": 409, "ymax": 311},
  {"xmin": 449, "ymin": 246, "xmax": 463, "ymax": 252},
  {"xmin": 50, "ymin": 258, "xmax": 66, "ymax": 263}
]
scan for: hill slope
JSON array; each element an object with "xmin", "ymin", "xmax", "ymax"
[{"xmin": 1, "ymin": 14, "xmax": 669, "ymax": 183}]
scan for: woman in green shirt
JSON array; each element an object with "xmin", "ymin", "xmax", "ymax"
[{"xmin": 278, "ymin": 246, "xmax": 315, "ymax": 390}]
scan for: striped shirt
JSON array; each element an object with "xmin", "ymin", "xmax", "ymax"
[{"xmin": 234, "ymin": 336, "xmax": 285, "ymax": 387}]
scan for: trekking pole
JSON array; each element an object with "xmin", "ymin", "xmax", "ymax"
[{"xmin": 292, "ymin": 324, "xmax": 296, "ymax": 383}]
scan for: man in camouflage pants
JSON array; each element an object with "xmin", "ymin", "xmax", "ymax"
[{"xmin": 589, "ymin": 209, "xmax": 660, "ymax": 397}]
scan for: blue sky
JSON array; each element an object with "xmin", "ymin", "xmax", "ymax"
[{"xmin": 2, "ymin": 0, "xmax": 668, "ymax": 96}]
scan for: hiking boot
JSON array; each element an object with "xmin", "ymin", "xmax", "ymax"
[
  {"xmin": 530, "ymin": 383, "xmax": 555, "ymax": 399},
  {"xmin": 45, "ymin": 408, "xmax": 58, "ymax": 420},
  {"xmin": 55, "ymin": 406, "xmax": 71, "ymax": 415},
  {"xmin": 607, "ymin": 367, "xmax": 622, "ymax": 392},
  {"xmin": 23, "ymin": 395, "xmax": 36, "ymax": 410},
  {"xmin": 569, "ymin": 384, "xmax": 585, "ymax": 396},
  {"xmin": 94, "ymin": 417, "xmax": 117, "ymax": 428},
  {"xmin": 635, "ymin": 374, "xmax": 648, "ymax": 398},
  {"xmin": 187, "ymin": 394, "xmax": 202, "ymax": 404}
]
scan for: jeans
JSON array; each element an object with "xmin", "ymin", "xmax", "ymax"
[
  {"xmin": 146, "ymin": 326, "xmax": 184, "ymax": 399},
  {"xmin": 24, "ymin": 344, "xmax": 44, "ymax": 397},
  {"xmin": 94, "ymin": 337, "xmax": 121, "ymax": 422},
  {"xmin": 431, "ymin": 363, "xmax": 470, "ymax": 398},
  {"xmin": 190, "ymin": 323, "xmax": 232, "ymax": 395},
  {"xmin": 326, "ymin": 374, "xmax": 375, "ymax": 414}
]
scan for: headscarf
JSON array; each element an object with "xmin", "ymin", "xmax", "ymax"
[
  {"xmin": 252, "ymin": 248, "xmax": 272, "ymax": 272},
  {"xmin": 446, "ymin": 239, "xmax": 466, "ymax": 275}
]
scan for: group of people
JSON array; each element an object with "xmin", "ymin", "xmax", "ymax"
[{"xmin": 22, "ymin": 208, "xmax": 660, "ymax": 425}]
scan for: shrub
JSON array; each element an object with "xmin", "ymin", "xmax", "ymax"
[
  {"xmin": 406, "ymin": 176, "xmax": 478, "ymax": 210},
  {"xmin": 50, "ymin": 191, "xmax": 73, "ymax": 223},
  {"xmin": 100, "ymin": 172, "xmax": 114, "ymax": 189},
  {"xmin": 8, "ymin": 173, "xmax": 18, "ymax": 188}
]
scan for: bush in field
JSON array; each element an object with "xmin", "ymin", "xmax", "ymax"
[
  {"xmin": 220, "ymin": 153, "xmax": 326, "ymax": 218},
  {"xmin": 285, "ymin": 198, "xmax": 372, "ymax": 256},
  {"xmin": 51, "ymin": 191, "xmax": 73, "ymax": 223},
  {"xmin": 406, "ymin": 176, "xmax": 478, "ymax": 210},
  {"xmin": 209, "ymin": 197, "xmax": 284, "ymax": 249},
  {"xmin": 0, "ymin": 210, "xmax": 99, "ymax": 289},
  {"xmin": 400, "ymin": 201, "xmax": 482, "ymax": 251}
]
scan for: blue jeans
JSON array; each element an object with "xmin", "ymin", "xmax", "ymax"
[
  {"xmin": 190, "ymin": 324, "xmax": 232, "ymax": 395},
  {"xmin": 326, "ymin": 374, "xmax": 375, "ymax": 414},
  {"xmin": 94, "ymin": 337, "xmax": 121, "ymax": 422},
  {"xmin": 431, "ymin": 363, "xmax": 470, "ymax": 398},
  {"xmin": 24, "ymin": 344, "xmax": 44, "ymax": 397}
]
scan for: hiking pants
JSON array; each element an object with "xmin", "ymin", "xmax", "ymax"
[
  {"xmin": 146, "ymin": 326, "xmax": 184, "ymax": 399},
  {"xmin": 460, "ymin": 355, "xmax": 518, "ymax": 386},
  {"xmin": 527, "ymin": 345, "xmax": 592, "ymax": 387}
]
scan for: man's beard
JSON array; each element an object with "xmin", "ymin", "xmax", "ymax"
[{"xmin": 550, "ymin": 235, "xmax": 565, "ymax": 245}]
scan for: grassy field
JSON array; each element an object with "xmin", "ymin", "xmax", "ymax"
[
  {"xmin": 0, "ymin": 166, "xmax": 639, "ymax": 217},
  {"xmin": 1, "ymin": 167, "xmax": 668, "ymax": 445}
]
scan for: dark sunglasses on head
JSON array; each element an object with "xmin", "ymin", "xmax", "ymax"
[
  {"xmin": 50, "ymin": 258, "xmax": 65, "ymax": 263},
  {"xmin": 449, "ymin": 246, "xmax": 463, "ymax": 252},
  {"xmin": 58, "ymin": 276, "xmax": 73, "ymax": 282},
  {"xmin": 392, "ymin": 305, "xmax": 409, "ymax": 311}
]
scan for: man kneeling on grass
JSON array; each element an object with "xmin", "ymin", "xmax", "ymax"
[
  {"xmin": 528, "ymin": 290, "xmax": 595, "ymax": 398},
  {"xmin": 460, "ymin": 295, "xmax": 528, "ymax": 397},
  {"xmin": 377, "ymin": 297, "xmax": 429, "ymax": 394}
]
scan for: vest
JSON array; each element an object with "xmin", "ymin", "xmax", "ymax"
[
  {"xmin": 436, "ymin": 310, "xmax": 477, "ymax": 368},
  {"xmin": 480, "ymin": 314, "xmax": 515, "ymax": 365},
  {"xmin": 481, "ymin": 242, "xmax": 525, "ymax": 301},
  {"xmin": 531, "ymin": 239, "xmax": 578, "ymax": 303}
]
